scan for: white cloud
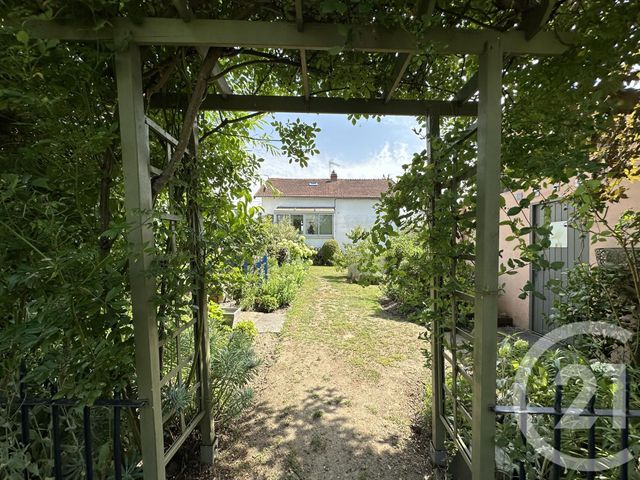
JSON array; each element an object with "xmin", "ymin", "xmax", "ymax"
[{"xmin": 256, "ymin": 141, "xmax": 416, "ymax": 181}]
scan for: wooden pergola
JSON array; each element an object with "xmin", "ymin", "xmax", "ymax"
[{"xmin": 25, "ymin": 3, "xmax": 570, "ymax": 478}]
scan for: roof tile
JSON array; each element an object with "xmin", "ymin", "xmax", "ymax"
[{"xmin": 255, "ymin": 177, "xmax": 390, "ymax": 198}]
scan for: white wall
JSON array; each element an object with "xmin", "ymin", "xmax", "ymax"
[
  {"xmin": 260, "ymin": 196, "xmax": 379, "ymax": 249},
  {"xmin": 334, "ymin": 198, "xmax": 379, "ymax": 246}
]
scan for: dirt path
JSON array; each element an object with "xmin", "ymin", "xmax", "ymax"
[{"xmin": 214, "ymin": 266, "xmax": 431, "ymax": 480}]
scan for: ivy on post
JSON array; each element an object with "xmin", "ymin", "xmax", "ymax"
[
  {"xmin": 114, "ymin": 39, "xmax": 166, "ymax": 480},
  {"xmin": 427, "ymin": 114, "xmax": 447, "ymax": 467},
  {"xmin": 471, "ymin": 37, "xmax": 502, "ymax": 480}
]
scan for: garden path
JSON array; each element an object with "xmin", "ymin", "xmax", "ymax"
[{"xmin": 211, "ymin": 266, "xmax": 431, "ymax": 480}]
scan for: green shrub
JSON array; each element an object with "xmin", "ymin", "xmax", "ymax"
[
  {"xmin": 256, "ymin": 294, "xmax": 279, "ymax": 312},
  {"xmin": 234, "ymin": 319, "xmax": 258, "ymax": 339},
  {"xmin": 260, "ymin": 219, "xmax": 314, "ymax": 264},
  {"xmin": 317, "ymin": 239, "xmax": 341, "ymax": 266},
  {"xmin": 380, "ymin": 232, "xmax": 426, "ymax": 313},
  {"xmin": 237, "ymin": 261, "xmax": 308, "ymax": 312},
  {"xmin": 341, "ymin": 227, "xmax": 383, "ymax": 285},
  {"xmin": 236, "ymin": 272, "xmax": 261, "ymax": 311},
  {"xmin": 209, "ymin": 317, "xmax": 261, "ymax": 430},
  {"xmin": 492, "ymin": 334, "xmax": 640, "ymax": 479}
]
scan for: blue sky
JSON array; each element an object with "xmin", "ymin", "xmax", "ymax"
[{"xmin": 251, "ymin": 113, "xmax": 425, "ymax": 180}]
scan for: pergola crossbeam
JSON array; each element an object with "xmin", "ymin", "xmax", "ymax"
[
  {"xmin": 384, "ymin": 53, "xmax": 413, "ymax": 102},
  {"xmin": 150, "ymin": 93, "xmax": 478, "ymax": 116},
  {"xmin": 522, "ymin": 0, "xmax": 555, "ymax": 40},
  {"xmin": 294, "ymin": 0, "xmax": 310, "ymax": 100},
  {"xmin": 25, "ymin": 18, "xmax": 572, "ymax": 55},
  {"xmin": 383, "ymin": 0, "xmax": 436, "ymax": 102},
  {"xmin": 454, "ymin": 72, "xmax": 478, "ymax": 103},
  {"xmin": 167, "ymin": 1, "xmax": 234, "ymax": 97}
]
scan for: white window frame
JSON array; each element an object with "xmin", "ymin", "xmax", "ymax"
[{"xmin": 275, "ymin": 212, "xmax": 334, "ymax": 238}]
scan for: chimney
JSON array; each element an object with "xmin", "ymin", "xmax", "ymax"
[{"xmin": 330, "ymin": 170, "xmax": 338, "ymax": 182}]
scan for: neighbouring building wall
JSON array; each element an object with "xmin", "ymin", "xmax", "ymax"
[
  {"xmin": 499, "ymin": 179, "xmax": 640, "ymax": 330},
  {"xmin": 260, "ymin": 196, "xmax": 379, "ymax": 249}
]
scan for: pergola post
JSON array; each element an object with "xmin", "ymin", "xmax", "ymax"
[
  {"xmin": 427, "ymin": 114, "xmax": 447, "ymax": 467},
  {"xmin": 115, "ymin": 42, "xmax": 166, "ymax": 480},
  {"xmin": 471, "ymin": 38, "xmax": 502, "ymax": 479},
  {"xmin": 189, "ymin": 121, "xmax": 216, "ymax": 464}
]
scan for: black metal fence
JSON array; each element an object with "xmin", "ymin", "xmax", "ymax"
[
  {"xmin": 4, "ymin": 374, "xmax": 146, "ymax": 480},
  {"xmin": 494, "ymin": 381, "xmax": 639, "ymax": 480}
]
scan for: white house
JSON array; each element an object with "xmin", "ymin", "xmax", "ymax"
[{"xmin": 254, "ymin": 171, "xmax": 390, "ymax": 248}]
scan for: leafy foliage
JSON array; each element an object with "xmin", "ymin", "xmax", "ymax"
[
  {"xmin": 238, "ymin": 261, "xmax": 308, "ymax": 313},
  {"xmin": 258, "ymin": 219, "xmax": 315, "ymax": 265},
  {"xmin": 209, "ymin": 319, "xmax": 261, "ymax": 430},
  {"xmin": 340, "ymin": 227, "xmax": 383, "ymax": 285},
  {"xmin": 2, "ymin": 0, "xmax": 640, "ymax": 474},
  {"xmin": 316, "ymin": 239, "xmax": 341, "ymax": 266},
  {"xmin": 493, "ymin": 335, "xmax": 640, "ymax": 479}
]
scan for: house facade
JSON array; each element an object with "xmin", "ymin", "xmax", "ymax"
[
  {"xmin": 254, "ymin": 171, "xmax": 389, "ymax": 248},
  {"xmin": 498, "ymin": 178, "xmax": 640, "ymax": 334}
]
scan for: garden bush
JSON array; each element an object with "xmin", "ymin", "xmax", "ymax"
[
  {"xmin": 459, "ymin": 261, "xmax": 640, "ymax": 479},
  {"xmin": 493, "ymin": 334, "xmax": 640, "ymax": 479},
  {"xmin": 260, "ymin": 219, "xmax": 314, "ymax": 264},
  {"xmin": 339, "ymin": 229, "xmax": 430, "ymax": 314},
  {"xmin": 316, "ymin": 239, "xmax": 341, "ymax": 266},
  {"xmin": 256, "ymin": 294, "xmax": 279, "ymax": 313},
  {"xmin": 380, "ymin": 232, "xmax": 429, "ymax": 313},
  {"xmin": 237, "ymin": 261, "xmax": 308, "ymax": 312},
  {"xmin": 340, "ymin": 227, "xmax": 383, "ymax": 285},
  {"xmin": 209, "ymin": 314, "xmax": 261, "ymax": 430}
]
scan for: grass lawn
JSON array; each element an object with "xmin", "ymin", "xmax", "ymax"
[
  {"xmin": 285, "ymin": 266, "xmax": 423, "ymax": 381},
  {"xmin": 211, "ymin": 265, "xmax": 430, "ymax": 480}
]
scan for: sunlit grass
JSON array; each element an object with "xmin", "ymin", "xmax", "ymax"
[{"xmin": 284, "ymin": 266, "xmax": 421, "ymax": 379}]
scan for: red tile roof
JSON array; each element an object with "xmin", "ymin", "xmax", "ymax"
[{"xmin": 255, "ymin": 177, "xmax": 390, "ymax": 199}]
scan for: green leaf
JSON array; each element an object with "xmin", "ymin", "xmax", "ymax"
[
  {"xmin": 507, "ymin": 206, "xmax": 522, "ymax": 216},
  {"xmin": 16, "ymin": 30, "xmax": 29, "ymax": 44}
]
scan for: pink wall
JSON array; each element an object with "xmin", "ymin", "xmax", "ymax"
[{"xmin": 498, "ymin": 180, "xmax": 640, "ymax": 330}]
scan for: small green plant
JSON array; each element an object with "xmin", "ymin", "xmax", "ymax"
[
  {"xmin": 234, "ymin": 319, "xmax": 258, "ymax": 339},
  {"xmin": 316, "ymin": 239, "xmax": 341, "ymax": 266},
  {"xmin": 309, "ymin": 433, "xmax": 325, "ymax": 452},
  {"xmin": 209, "ymin": 319, "xmax": 262, "ymax": 430},
  {"xmin": 311, "ymin": 409, "xmax": 323, "ymax": 420},
  {"xmin": 256, "ymin": 294, "xmax": 279, "ymax": 312},
  {"xmin": 164, "ymin": 384, "xmax": 192, "ymax": 414}
]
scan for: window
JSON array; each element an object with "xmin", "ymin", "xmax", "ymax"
[
  {"xmin": 275, "ymin": 214, "xmax": 303, "ymax": 233},
  {"xmin": 291, "ymin": 214, "xmax": 303, "ymax": 233},
  {"xmin": 305, "ymin": 213, "xmax": 332, "ymax": 236},
  {"xmin": 275, "ymin": 212, "xmax": 333, "ymax": 236},
  {"xmin": 318, "ymin": 214, "xmax": 332, "ymax": 235}
]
